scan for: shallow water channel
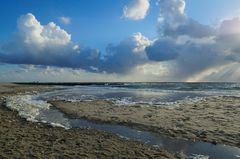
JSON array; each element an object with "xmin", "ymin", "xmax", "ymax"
[{"xmin": 42, "ymin": 107, "xmax": 240, "ymax": 159}]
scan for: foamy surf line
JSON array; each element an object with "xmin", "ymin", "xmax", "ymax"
[
  {"xmin": 39, "ymin": 90, "xmax": 208, "ymax": 107},
  {"xmin": 5, "ymin": 94, "xmax": 71, "ymax": 129},
  {"xmin": 37, "ymin": 84, "xmax": 240, "ymax": 107}
]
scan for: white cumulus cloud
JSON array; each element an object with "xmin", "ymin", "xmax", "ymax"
[
  {"xmin": 157, "ymin": 0, "xmax": 186, "ymax": 29},
  {"xmin": 0, "ymin": 13, "xmax": 100, "ymax": 71},
  {"xmin": 17, "ymin": 13, "xmax": 71, "ymax": 48},
  {"xmin": 123, "ymin": 0, "xmax": 150, "ymax": 20},
  {"xmin": 0, "ymin": 13, "xmax": 152, "ymax": 74},
  {"xmin": 100, "ymin": 32, "xmax": 151, "ymax": 73}
]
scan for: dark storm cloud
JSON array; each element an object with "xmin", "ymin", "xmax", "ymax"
[{"xmin": 145, "ymin": 38, "xmax": 179, "ymax": 61}]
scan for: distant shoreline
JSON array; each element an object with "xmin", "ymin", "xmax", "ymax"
[{"xmin": 13, "ymin": 82, "xmax": 240, "ymax": 86}]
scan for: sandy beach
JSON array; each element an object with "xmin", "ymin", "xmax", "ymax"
[
  {"xmin": 50, "ymin": 97, "xmax": 240, "ymax": 147},
  {"xmin": 0, "ymin": 84, "xmax": 174, "ymax": 159}
]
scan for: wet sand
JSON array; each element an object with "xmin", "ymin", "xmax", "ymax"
[
  {"xmin": 50, "ymin": 97, "xmax": 240, "ymax": 147},
  {"xmin": 0, "ymin": 84, "xmax": 174, "ymax": 159}
]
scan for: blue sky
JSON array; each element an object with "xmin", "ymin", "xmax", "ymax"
[
  {"xmin": 1, "ymin": 0, "xmax": 240, "ymax": 82},
  {"xmin": 1, "ymin": 0, "xmax": 157, "ymax": 50},
  {"xmin": 1, "ymin": 0, "xmax": 240, "ymax": 50}
]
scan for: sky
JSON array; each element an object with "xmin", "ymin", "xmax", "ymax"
[{"xmin": 1, "ymin": 0, "xmax": 240, "ymax": 82}]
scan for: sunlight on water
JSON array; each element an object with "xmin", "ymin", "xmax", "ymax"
[{"xmin": 39, "ymin": 83, "xmax": 240, "ymax": 106}]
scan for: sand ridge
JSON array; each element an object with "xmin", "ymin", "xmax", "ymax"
[{"xmin": 50, "ymin": 97, "xmax": 240, "ymax": 147}]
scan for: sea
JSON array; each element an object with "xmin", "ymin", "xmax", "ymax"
[
  {"xmin": 5, "ymin": 82, "xmax": 240, "ymax": 159},
  {"xmin": 25, "ymin": 82, "xmax": 240, "ymax": 106}
]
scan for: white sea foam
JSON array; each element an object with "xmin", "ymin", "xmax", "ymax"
[
  {"xmin": 113, "ymin": 97, "xmax": 136, "ymax": 106},
  {"xmin": 50, "ymin": 122, "xmax": 70, "ymax": 129},
  {"xmin": 6, "ymin": 95, "xmax": 50, "ymax": 122},
  {"xmin": 187, "ymin": 154, "xmax": 209, "ymax": 159},
  {"xmin": 5, "ymin": 94, "xmax": 70, "ymax": 129}
]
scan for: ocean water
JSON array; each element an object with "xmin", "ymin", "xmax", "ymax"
[
  {"xmin": 5, "ymin": 82, "xmax": 240, "ymax": 159},
  {"xmin": 38, "ymin": 82, "xmax": 240, "ymax": 106}
]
